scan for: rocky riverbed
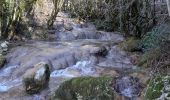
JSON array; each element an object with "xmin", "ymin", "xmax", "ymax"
[{"xmin": 0, "ymin": 12, "xmax": 148, "ymax": 100}]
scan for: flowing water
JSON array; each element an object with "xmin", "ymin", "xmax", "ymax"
[{"xmin": 0, "ymin": 12, "xmax": 142, "ymax": 100}]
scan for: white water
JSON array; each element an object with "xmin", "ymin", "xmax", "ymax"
[
  {"xmin": 0, "ymin": 65, "xmax": 18, "ymax": 77},
  {"xmin": 0, "ymin": 65, "xmax": 22, "ymax": 92},
  {"xmin": 50, "ymin": 61, "xmax": 96, "ymax": 78},
  {"xmin": 0, "ymin": 78, "xmax": 22, "ymax": 92}
]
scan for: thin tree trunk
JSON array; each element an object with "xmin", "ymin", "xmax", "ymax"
[
  {"xmin": 166, "ymin": 0, "xmax": 170, "ymax": 17},
  {"xmin": 119, "ymin": 0, "xmax": 123, "ymax": 32}
]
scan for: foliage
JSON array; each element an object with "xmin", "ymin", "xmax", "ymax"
[
  {"xmin": 145, "ymin": 75, "xmax": 170, "ymax": 100},
  {"xmin": 47, "ymin": 0, "xmax": 64, "ymax": 29},
  {"xmin": 0, "ymin": 0, "xmax": 37, "ymax": 39},
  {"xmin": 51, "ymin": 76, "xmax": 115, "ymax": 100},
  {"xmin": 62, "ymin": 0, "xmax": 155, "ymax": 37},
  {"xmin": 119, "ymin": 37, "xmax": 142, "ymax": 52},
  {"xmin": 138, "ymin": 24, "xmax": 170, "ymax": 68},
  {"xmin": 141, "ymin": 24, "xmax": 170, "ymax": 52}
]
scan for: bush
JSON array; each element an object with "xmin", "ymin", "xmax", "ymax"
[
  {"xmin": 119, "ymin": 37, "xmax": 142, "ymax": 52},
  {"xmin": 138, "ymin": 24, "xmax": 170, "ymax": 68},
  {"xmin": 145, "ymin": 75, "xmax": 170, "ymax": 100},
  {"xmin": 94, "ymin": 19, "xmax": 114, "ymax": 32},
  {"xmin": 141, "ymin": 24, "xmax": 170, "ymax": 52}
]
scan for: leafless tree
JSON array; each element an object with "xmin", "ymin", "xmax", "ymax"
[{"xmin": 166, "ymin": 0, "xmax": 170, "ymax": 17}]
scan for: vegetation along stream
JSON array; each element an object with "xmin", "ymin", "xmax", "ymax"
[{"xmin": 0, "ymin": 0, "xmax": 170, "ymax": 100}]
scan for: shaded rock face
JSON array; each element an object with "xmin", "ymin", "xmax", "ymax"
[
  {"xmin": 0, "ymin": 55, "xmax": 6, "ymax": 68},
  {"xmin": 51, "ymin": 77, "xmax": 115, "ymax": 100},
  {"xmin": 114, "ymin": 76, "xmax": 143, "ymax": 98},
  {"xmin": 23, "ymin": 62, "xmax": 50, "ymax": 94}
]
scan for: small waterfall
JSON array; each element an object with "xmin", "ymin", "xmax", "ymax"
[{"xmin": 50, "ymin": 61, "xmax": 96, "ymax": 78}]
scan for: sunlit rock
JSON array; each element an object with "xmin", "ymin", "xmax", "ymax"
[
  {"xmin": 23, "ymin": 62, "xmax": 50, "ymax": 94},
  {"xmin": 0, "ymin": 41, "xmax": 9, "ymax": 53},
  {"xmin": 57, "ymin": 12, "xmax": 70, "ymax": 18}
]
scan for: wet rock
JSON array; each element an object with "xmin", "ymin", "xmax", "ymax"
[
  {"xmin": 0, "ymin": 55, "xmax": 6, "ymax": 68},
  {"xmin": 23, "ymin": 62, "xmax": 50, "ymax": 94},
  {"xmin": 0, "ymin": 41, "xmax": 9, "ymax": 53},
  {"xmin": 90, "ymin": 46, "xmax": 108, "ymax": 56},
  {"xmin": 64, "ymin": 23, "xmax": 73, "ymax": 31},
  {"xmin": 50, "ymin": 77, "xmax": 115, "ymax": 100},
  {"xmin": 114, "ymin": 76, "xmax": 143, "ymax": 98}
]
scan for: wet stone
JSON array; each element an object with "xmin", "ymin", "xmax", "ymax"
[
  {"xmin": 113, "ymin": 76, "xmax": 143, "ymax": 98},
  {"xmin": 22, "ymin": 62, "xmax": 50, "ymax": 94}
]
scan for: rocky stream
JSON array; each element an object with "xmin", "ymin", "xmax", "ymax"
[{"xmin": 0, "ymin": 12, "xmax": 148, "ymax": 100}]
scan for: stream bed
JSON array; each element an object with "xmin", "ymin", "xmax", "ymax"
[{"xmin": 0, "ymin": 12, "xmax": 144, "ymax": 100}]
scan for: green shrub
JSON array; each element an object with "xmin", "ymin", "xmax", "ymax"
[
  {"xmin": 94, "ymin": 19, "xmax": 114, "ymax": 32},
  {"xmin": 119, "ymin": 37, "xmax": 142, "ymax": 52},
  {"xmin": 145, "ymin": 75, "xmax": 170, "ymax": 100},
  {"xmin": 141, "ymin": 24, "xmax": 170, "ymax": 52}
]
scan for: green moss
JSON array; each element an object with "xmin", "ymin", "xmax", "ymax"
[
  {"xmin": 119, "ymin": 37, "xmax": 141, "ymax": 52},
  {"xmin": 145, "ymin": 76, "xmax": 170, "ymax": 100},
  {"xmin": 51, "ymin": 76, "xmax": 115, "ymax": 100}
]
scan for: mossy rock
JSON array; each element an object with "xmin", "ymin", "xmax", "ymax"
[
  {"xmin": 23, "ymin": 62, "xmax": 50, "ymax": 94},
  {"xmin": 145, "ymin": 75, "xmax": 170, "ymax": 100},
  {"xmin": 51, "ymin": 76, "xmax": 115, "ymax": 100},
  {"xmin": 119, "ymin": 37, "xmax": 141, "ymax": 52},
  {"xmin": 0, "ymin": 55, "xmax": 6, "ymax": 68}
]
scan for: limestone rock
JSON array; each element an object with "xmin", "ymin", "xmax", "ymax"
[
  {"xmin": 64, "ymin": 23, "xmax": 73, "ymax": 31},
  {"xmin": 23, "ymin": 62, "xmax": 50, "ymax": 94},
  {"xmin": 0, "ymin": 41, "xmax": 9, "ymax": 53}
]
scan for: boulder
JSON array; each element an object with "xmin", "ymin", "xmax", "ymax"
[
  {"xmin": 114, "ymin": 76, "xmax": 143, "ymax": 98},
  {"xmin": 0, "ymin": 41, "xmax": 9, "ymax": 53},
  {"xmin": 23, "ymin": 62, "xmax": 50, "ymax": 94},
  {"xmin": 64, "ymin": 23, "xmax": 73, "ymax": 31},
  {"xmin": 0, "ymin": 55, "xmax": 6, "ymax": 68},
  {"xmin": 50, "ymin": 77, "xmax": 115, "ymax": 100}
]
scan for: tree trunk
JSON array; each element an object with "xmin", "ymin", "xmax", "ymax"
[{"xmin": 166, "ymin": 0, "xmax": 170, "ymax": 17}]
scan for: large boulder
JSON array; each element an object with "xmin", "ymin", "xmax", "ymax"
[
  {"xmin": 50, "ymin": 77, "xmax": 115, "ymax": 100},
  {"xmin": 23, "ymin": 62, "xmax": 50, "ymax": 94},
  {"xmin": 0, "ymin": 55, "xmax": 6, "ymax": 68}
]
